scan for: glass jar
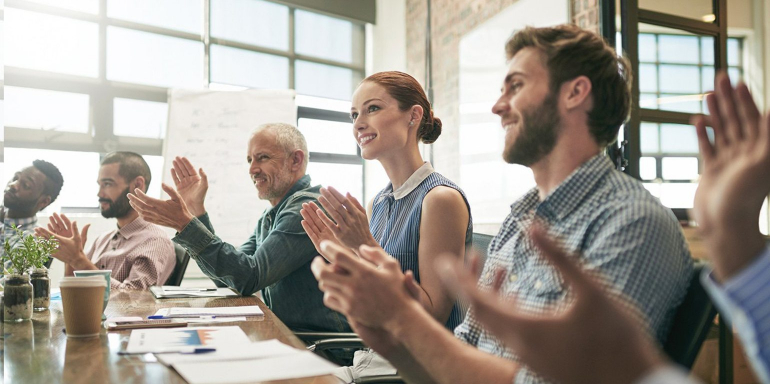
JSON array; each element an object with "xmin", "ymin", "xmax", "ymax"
[
  {"xmin": 4, "ymin": 274, "xmax": 33, "ymax": 322},
  {"xmin": 31, "ymin": 268, "xmax": 51, "ymax": 311}
]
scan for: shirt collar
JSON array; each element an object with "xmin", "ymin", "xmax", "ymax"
[
  {"xmin": 3, "ymin": 214, "xmax": 38, "ymax": 229},
  {"xmin": 379, "ymin": 162, "xmax": 434, "ymax": 202},
  {"xmin": 539, "ymin": 154, "xmax": 614, "ymax": 221},
  {"xmin": 510, "ymin": 154, "xmax": 613, "ymax": 222},
  {"xmin": 116, "ymin": 216, "xmax": 150, "ymax": 240},
  {"xmin": 268, "ymin": 174, "xmax": 312, "ymax": 214}
]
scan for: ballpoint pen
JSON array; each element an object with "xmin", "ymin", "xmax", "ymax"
[{"xmin": 118, "ymin": 347, "xmax": 217, "ymax": 355}]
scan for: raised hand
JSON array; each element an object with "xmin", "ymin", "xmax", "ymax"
[
  {"xmin": 45, "ymin": 212, "xmax": 76, "ymax": 238},
  {"xmin": 300, "ymin": 201, "xmax": 343, "ymax": 260},
  {"xmin": 36, "ymin": 221, "xmax": 90, "ymax": 265},
  {"xmin": 127, "ymin": 184, "xmax": 195, "ymax": 232},
  {"xmin": 315, "ymin": 186, "xmax": 378, "ymax": 249},
  {"xmin": 170, "ymin": 156, "xmax": 208, "ymax": 217},
  {"xmin": 439, "ymin": 225, "xmax": 664, "ymax": 384},
  {"xmin": 691, "ymin": 72, "xmax": 770, "ymax": 281},
  {"xmin": 311, "ymin": 241, "xmax": 421, "ymax": 330}
]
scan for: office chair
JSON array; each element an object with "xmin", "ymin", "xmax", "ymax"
[
  {"xmin": 304, "ymin": 233, "xmax": 495, "ymax": 382},
  {"xmin": 662, "ymin": 263, "xmax": 717, "ymax": 369},
  {"xmin": 164, "ymin": 243, "xmax": 191, "ymax": 286}
]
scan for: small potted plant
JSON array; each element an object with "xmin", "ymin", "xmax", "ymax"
[{"xmin": 2, "ymin": 225, "xmax": 58, "ymax": 322}]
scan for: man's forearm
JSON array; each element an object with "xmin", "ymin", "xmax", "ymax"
[{"xmin": 386, "ymin": 302, "xmax": 518, "ymax": 384}]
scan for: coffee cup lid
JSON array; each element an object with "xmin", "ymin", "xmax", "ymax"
[
  {"xmin": 74, "ymin": 270, "xmax": 112, "ymax": 274},
  {"xmin": 59, "ymin": 276, "xmax": 107, "ymax": 287}
]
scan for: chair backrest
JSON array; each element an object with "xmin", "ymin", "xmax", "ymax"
[
  {"xmin": 663, "ymin": 263, "xmax": 717, "ymax": 369},
  {"xmin": 164, "ymin": 243, "xmax": 190, "ymax": 286}
]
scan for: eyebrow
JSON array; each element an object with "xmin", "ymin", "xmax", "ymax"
[
  {"xmin": 351, "ymin": 98, "xmax": 384, "ymax": 112},
  {"xmin": 98, "ymin": 178, "xmax": 116, "ymax": 183},
  {"xmin": 20, "ymin": 174, "xmax": 35, "ymax": 186},
  {"xmin": 501, "ymin": 71, "xmax": 528, "ymax": 90}
]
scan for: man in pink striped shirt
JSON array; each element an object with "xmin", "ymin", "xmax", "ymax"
[{"xmin": 36, "ymin": 152, "xmax": 175, "ymax": 290}]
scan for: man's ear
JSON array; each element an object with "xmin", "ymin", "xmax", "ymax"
[
  {"xmin": 132, "ymin": 176, "xmax": 147, "ymax": 193},
  {"xmin": 562, "ymin": 76, "xmax": 593, "ymax": 111},
  {"xmin": 290, "ymin": 150, "xmax": 306, "ymax": 172}
]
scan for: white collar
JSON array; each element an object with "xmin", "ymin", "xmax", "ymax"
[{"xmin": 391, "ymin": 162, "xmax": 434, "ymax": 200}]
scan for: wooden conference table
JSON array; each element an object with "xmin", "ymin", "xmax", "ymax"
[{"xmin": 1, "ymin": 290, "xmax": 340, "ymax": 384}]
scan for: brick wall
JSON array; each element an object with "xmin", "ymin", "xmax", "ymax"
[{"xmin": 405, "ymin": 0, "xmax": 600, "ymax": 181}]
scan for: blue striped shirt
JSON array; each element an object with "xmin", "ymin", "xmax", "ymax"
[
  {"xmin": 453, "ymin": 154, "xmax": 693, "ymax": 384},
  {"xmin": 702, "ymin": 246, "xmax": 770, "ymax": 384},
  {"xmin": 370, "ymin": 162, "xmax": 473, "ymax": 330}
]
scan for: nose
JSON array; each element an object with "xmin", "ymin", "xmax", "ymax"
[
  {"xmin": 492, "ymin": 93, "xmax": 509, "ymax": 116},
  {"xmin": 249, "ymin": 161, "xmax": 260, "ymax": 176},
  {"xmin": 353, "ymin": 114, "xmax": 367, "ymax": 132}
]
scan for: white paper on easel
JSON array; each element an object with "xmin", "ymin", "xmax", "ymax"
[{"xmin": 173, "ymin": 351, "xmax": 339, "ymax": 384}]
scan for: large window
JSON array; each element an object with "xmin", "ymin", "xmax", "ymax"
[
  {"xmin": 3, "ymin": 0, "xmax": 366, "ymax": 208},
  {"xmin": 636, "ymin": 32, "xmax": 744, "ymax": 209},
  {"xmin": 638, "ymin": 33, "xmax": 743, "ymax": 114}
]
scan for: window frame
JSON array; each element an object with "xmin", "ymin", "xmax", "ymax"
[{"xmin": 3, "ymin": 0, "xmax": 366, "ymax": 206}]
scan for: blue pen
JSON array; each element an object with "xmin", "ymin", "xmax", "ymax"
[{"xmin": 180, "ymin": 347, "xmax": 217, "ymax": 354}]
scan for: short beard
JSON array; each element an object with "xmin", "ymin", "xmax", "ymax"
[
  {"xmin": 503, "ymin": 91, "xmax": 561, "ymax": 166},
  {"xmin": 257, "ymin": 160, "xmax": 295, "ymax": 204},
  {"xmin": 100, "ymin": 187, "xmax": 133, "ymax": 219}
]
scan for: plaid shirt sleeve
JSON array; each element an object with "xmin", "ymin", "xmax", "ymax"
[
  {"xmin": 702, "ymin": 246, "xmax": 770, "ymax": 384},
  {"xmin": 513, "ymin": 199, "xmax": 692, "ymax": 384}
]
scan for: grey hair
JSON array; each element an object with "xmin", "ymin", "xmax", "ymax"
[{"xmin": 253, "ymin": 123, "xmax": 309, "ymax": 170}]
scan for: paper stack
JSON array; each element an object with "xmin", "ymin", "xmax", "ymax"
[
  {"xmin": 157, "ymin": 339, "xmax": 339, "ymax": 384},
  {"xmin": 152, "ymin": 306, "xmax": 264, "ymax": 318},
  {"xmin": 150, "ymin": 286, "xmax": 240, "ymax": 299}
]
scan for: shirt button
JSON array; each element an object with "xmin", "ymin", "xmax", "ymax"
[
  {"xmin": 484, "ymin": 272, "xmax": 491, "ymax": 280},
  {"xmin": 534, "ymin": 280, "xmax": 543, "ymax": 289},
  {"xmin": 508, "ymin": 274, "xmax": 518, "ymax": 282}
]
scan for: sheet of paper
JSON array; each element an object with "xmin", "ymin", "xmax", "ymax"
[
  {"xmin": 125, "ymin": 326, "xmax": 250, "ymax": 354},
  {"xmin": 183, "ymin": 317, "xmax": 247, "ymax": 324},
  {"xmin": 150, "ymin": 286, "xmax": 240, "ymax": 299},
  {"xmin": 173, "ymin": 350, "xmax": 339, "ymax": 384},
  {"xmin": 153, "ymin": 306, "xmax": 263, "ymax": 318},
  {"xmin": 155, "ymin": 339, "xmax": 298, "ymax": 366}
]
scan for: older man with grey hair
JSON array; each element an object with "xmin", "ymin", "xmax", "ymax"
[{"xmin": 128, "ymin": 123, "xmax": 351, "ymax": 334}]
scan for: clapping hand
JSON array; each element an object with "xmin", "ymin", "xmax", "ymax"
[
  {"xmin": 127, "ymin": 184, "xmax": 195, "ymax": 233},
  {"xmin": 314, "ymin": 187, "xmax": 378, "ymax": 250},
  {"xmin": 439, "ymin": 225, "xmax": 664, "ymax": 384},
  {"xmin": 170, "ymin": 156, "xmax": 208, "ymax": 217},
  {"xmin": 35, "ymin": 217, "xmax": 90, "ymax": 265},
  {"xmin": 691, "ymin": 72, "xmax": 770, "ymax": 281},
  {"xmin": 300, "ymin": 201, "xmax": 343, "ymax": 260}
]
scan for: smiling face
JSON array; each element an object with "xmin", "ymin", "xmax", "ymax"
[
  {"xmin": 246, "ymin": 129, "xmax": 296, "ymax": 206},
  {"xmin": 492, "ymin": 47, "xmax": 562, "ymax": 166},
  {"xmin": 350, "ymin": 81, "xmax": 417, "ymax": 161},
  {"xmin": 3, "ymin": 166, "xmax": 49, "ymax": 213}
]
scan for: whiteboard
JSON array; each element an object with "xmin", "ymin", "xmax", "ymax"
[{"xmin": 163, "ymin": 89, "xmax": 297, "ymax": 245}]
